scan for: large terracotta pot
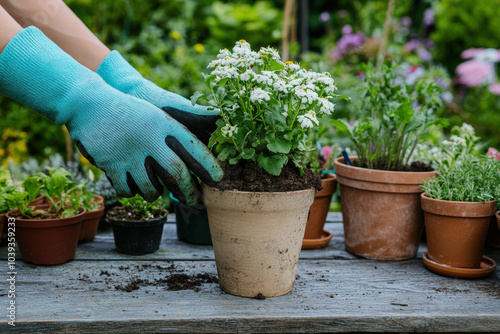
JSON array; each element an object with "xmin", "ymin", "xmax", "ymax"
[
  {"xmin": 202, "ymin": 185, "xmax": 315, "ymax": 298},
  {"xmin": 302, "ymin": 174, "xmax": 337, "ymax": 249},
  {"xmin": 6, "ymin": 205, "xmax": 85, "ymax": 265},
  {"xmin": 421, "ymin": 193, "xmax": 496, "ymax": 268},
  {"xmin": 334, "ymin": 157, "xmax": 435, "ymax": 261}
]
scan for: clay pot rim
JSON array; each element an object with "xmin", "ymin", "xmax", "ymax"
[
  {"xmin": 334, "ymin": 157, "xmax": 435, "ymax": 185},
  {"xmin": 421, "ymin": 192, "xmax": 497, "ymax": 217},
  {"xmin": 201, "ymin": 184, "xmax": 316, "ymax": 196},
  {"xmin": 6, "ymin": 204, "xmax": 86, "ymax": 222}
]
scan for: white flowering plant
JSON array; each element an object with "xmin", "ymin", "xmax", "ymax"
[{"xmin": 191, "ymin": 40, "xmax": 348, "ymax": 176}]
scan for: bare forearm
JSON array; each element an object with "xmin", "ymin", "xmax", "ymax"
[
  {"xmin": 0, "ymin": 0, "xmax": 110, "ymax": 70},
  {"xmin": 0, "ymin": 5, "xmax": 22, "ymax": 53}
]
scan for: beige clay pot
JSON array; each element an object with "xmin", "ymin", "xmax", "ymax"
[
  {"xmin": 334, "ymin": 157, "xmax": 435, "ymax": 261},
  {"xmin": 202, "ymin": 185, "xmax": 316, "ymax": 298}
]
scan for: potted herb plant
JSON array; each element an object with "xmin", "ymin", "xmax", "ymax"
[
  {"xmin": 77, "ymin": 181, "xmax": 105, "ymax": 243},
  {"xmin": 332, "ymin": 61, "xmax": 445, "ymax": 261},
  {"xmin": 192, "ymin": 40, "xmax": 346, "ymax": 298},
  {"xmin": 421, "ymin": 125, "xmax": 499, "ymax": 278},
  {"xmin": 6, "ymin": 167, "xmax": 85, "ymax": 265},
  {"xmin": 301, "ymin": 144, "xmax": 339, "ymax": 249},
  {"xmin": 106, "ymin": 194, "xmax": 168, "ymax": 255}
]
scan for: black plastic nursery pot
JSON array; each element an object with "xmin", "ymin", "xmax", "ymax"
[
  {"xmin": 169, "ymin": 193, "xmax": 212, "ymax": 245},
  {"xmin": 108, "ymin": 216, "xmax": 166, "ymax": 255}
]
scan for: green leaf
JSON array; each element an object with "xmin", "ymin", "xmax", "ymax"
[
  {"xmin": 208, "ymin": 131, "xmax": 218, "ymax": 150},
  {"xmin": 257, "ymin": 153, "xmax": 288, "ymax": 176},
  {"xmin": 331, "ymin": 119, "xmax": 351, "ymax": 134},
  {"xmin": 266, "ymin": 134, "xmax": 292, "ymax": 154},
  {"xmin": 269, "ymin": 60, "xmax": 285, "ymax": 71},
  {"xmin": 204, "ymin": 74, "xmax": 216, "ymax": 89},
  {"xmin": 218, "ymin": 78, "xmax": 229, "ymax": 86},
  {"xmin": 242, "ymin": 148, "xmax": 255, "ymax": 160},
  {"xmin": 217, "ymin": 146, "xmax": 237, "ymax": 161},
  {"xmin": 22, "ymin": 177, "xmax": 41, "ymax": 204},
  {"xmin": 190, "ymin": 91, "xmax": 205, "ymax": 106}
]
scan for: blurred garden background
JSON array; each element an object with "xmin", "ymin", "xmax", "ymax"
[{"xmin": 1, "ymin": 0, "xmax": 500, "ymax": 194}]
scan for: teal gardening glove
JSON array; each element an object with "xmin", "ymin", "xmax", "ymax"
[
  {"xmin": 97, "ymin": 50, "xmax": 218, "ymax": 144},
  {"xmin": 0, "ymin": 27, "xmax": 223, "ymax": 205}
]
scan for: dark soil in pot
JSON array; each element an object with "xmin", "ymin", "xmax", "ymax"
[
  {"xmin": 353, "ymin": 160, "xmax": 434, "ymax": 172},
  {"xmin": 106, "ymin": 206, "xmax": 168, "ymax": 255},
  {"xmin": 212, "ymin": 160, "xmax": 322, "ymax": 192}
]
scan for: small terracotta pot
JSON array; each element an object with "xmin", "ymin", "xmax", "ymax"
[
  {"xmin": 334, "ymin": 157, "xmax": 435, "ymax": 261},
  {"xmin": 6, "ymin": 205, "xmax": 85, "ymax": 265},
  {"xmin": 302, "ymin": 174, "xmax": 337, "ymax": 249},
  {"xmin": 1, "ymin": 197, "xmax": 47, "ymax": 246},
  {"xmin": 202, "ymin": 185, "xmax": 316, "ymax": 298},
  {"xmin": 79, "ymin": 203, "xmax": 105, "ymax": 243},
  {"xmin": 421, "ymin": 193, "xmax": 496, "ymax": 268}
]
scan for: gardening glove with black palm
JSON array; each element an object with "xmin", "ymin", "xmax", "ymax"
[
  {"xmin": 0, "ymin": 27, "xmax": 223, "ymax": 205},
  {"xmin": 96, "ymin": 50, "xmax": 218, "ymax": 144}
]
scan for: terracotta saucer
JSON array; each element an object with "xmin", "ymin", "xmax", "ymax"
[
  {"xmin": 422, "ymin": 253, "xmax": 497, "ymax": 279},
  {"xmin": 302, "ymin": 230, "xmax": 332, "ymax": 250}
]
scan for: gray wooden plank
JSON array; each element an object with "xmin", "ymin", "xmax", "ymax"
[
  {"xmin": 1, "ymin": 259, "xmax": 499, "ymax": 333},
  {"xmin": 2, "ymin": 211, "xmax": 499, "ymax": 261}
]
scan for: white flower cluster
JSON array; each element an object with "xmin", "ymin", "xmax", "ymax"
[
  {"xmin": 207, "ymin": 40, "xmax": 338, "ymax": 130},
  {"xmin": 221, "ymin": 124, "xmax": 238, "ymax": 138}
]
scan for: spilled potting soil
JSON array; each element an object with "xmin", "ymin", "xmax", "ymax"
[{"xmin": 73, "ymin": 263, "xmax": 218, "ymax": 293}]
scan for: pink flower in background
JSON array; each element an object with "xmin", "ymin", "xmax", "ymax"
[
  {"xmin": 321, "ymin": 146, "xmax": 335, "ymax": 162},
  {"xmin": 488, "ymin": 83, "xmax": 500, "ymax": 95},
  {"xmin": 455, "ymin": 60, "xmax": 495, "ymax": 87},
  {"xmin": 487, "ymin": 147, "xmax": 500, "ymax": 160},
  {"xmin": 461, "ymin": 48, "xmax": 486, "ymax": 59}
]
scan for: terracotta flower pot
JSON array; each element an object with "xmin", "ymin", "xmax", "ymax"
[
  {"xmin": 202, "ymin": 184, "xmax": 315, "ymax": 298},
  {"xmin": 334, "ymin": 157, "xmax": 435, "ymax": 261},
  {"xmin": 79, "ymin": 203, "xmax": 105, "ymax": 244},
  {"xmin": 1, "ymin": 197, "xmax": 47, "ymax": 246},
  {"xmin": 302, "ymin": 173, "xmax": 337, "ymax": 249},
  {"xmin": 6, "ymin": 205, "xmax": 85, "ymax": 265},
  {"xmin": 421, "ymin": 193, "xmax": 496, "ymax": 268}
]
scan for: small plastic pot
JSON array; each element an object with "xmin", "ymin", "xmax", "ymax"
[
  {"xmin": 108, "ymin": 215, "xmax": 166, "ymax": 255},
  {"xmin": 169, "ymin": 193, "xmax": 212, "ymax": 245}
]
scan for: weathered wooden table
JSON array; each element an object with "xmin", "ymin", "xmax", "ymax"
[{"xmin": 1, "ymin": 213, "xmax": 499, "ymax": 333}]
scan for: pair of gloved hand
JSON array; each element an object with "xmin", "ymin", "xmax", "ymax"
[{"xmin": 0, "ymin": 27, "xmax": 222, "ymax": 205}]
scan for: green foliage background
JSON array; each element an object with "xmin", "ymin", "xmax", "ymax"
[{"xmin": 1, "ymin": 0, "xmax": 500, "ymax": 163}]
